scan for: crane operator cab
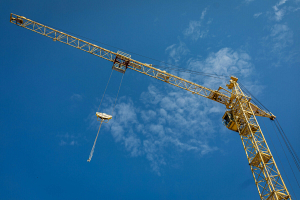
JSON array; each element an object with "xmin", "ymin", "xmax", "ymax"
[{"xmin": 222, "ymin": 111, "xmax": 238, "ymax": 132}]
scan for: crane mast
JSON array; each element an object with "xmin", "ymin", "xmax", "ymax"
[{"xmin": 10, "ymin": 13, "xmax": 292, "ymax": 200}]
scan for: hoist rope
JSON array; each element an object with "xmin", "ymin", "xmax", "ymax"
[
  {"xmin": 88, "ymin": 119, "xmax": 104, "ymax": 162},
  {"xmin": 97, "ymin": 69, "xmax": 114, "ymax": 112},
  {"xmin": 111, "ymin": 73, "xmax": 125, "ymax": 116},
  {"xmin": 262, "ymin": 119, "xmax": 299, "ymax": 199}
]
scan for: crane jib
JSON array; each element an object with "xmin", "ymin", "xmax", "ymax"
[{"xmin": 10, "ymin": 13, "xmax": 291, "ymax": 200}]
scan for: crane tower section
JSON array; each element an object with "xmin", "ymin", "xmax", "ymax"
[{"xmin": 223, "ymin": 77, "xmax": 290, "ymax": 200}]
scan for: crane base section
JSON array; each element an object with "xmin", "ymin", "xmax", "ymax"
[{"xmin": 96, "ymin": 112, "xmax": 112, "ymax": 122}]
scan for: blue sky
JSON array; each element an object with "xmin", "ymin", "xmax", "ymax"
[{"xmin": 1, "ymin": 0, "xmax": 300, "ymax": 199}]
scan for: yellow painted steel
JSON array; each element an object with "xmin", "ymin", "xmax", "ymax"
[
  {"xmin": 227, "ymin": 77, "xmax": 290, "ymax": 200},
  {"xmin": 10, "ymin": 13, "xmax": 291, "ymax": 199}
]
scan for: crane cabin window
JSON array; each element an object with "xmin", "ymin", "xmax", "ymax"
[{"xmin": 222, "ymin": 111, "xmax": 238, "ymax": 132}]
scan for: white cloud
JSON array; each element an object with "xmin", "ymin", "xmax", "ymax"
[
  {"xmin": 253, "ymin": 12, "xmax": 262, "ymax": 18},
  {"xmin": 60, "ymin": 140, "xmax": 67, "ymax": 146},
  {"xmin": 184, "ymin": 21, "xmax": 208, "ymax": 41},
  {"xmin": 96, "ymin": 90, "xmax": 220, "ymax": 175},
  {"xmin": 201, "ymin": 7, "xmax": 208, "ymax": 20},
  {"xmin": 273, "ymin": 7, "xmax": 286, "ymax": 21},
  {"xmin": 272, "ymin": 0, "xmax": 288, "ymax": 21},
  {"xmin": 96, "ymin": 46, "xmax": 258, "ymax": 175},
  {"xmin": 278, "ymin": 0, "xmax": 288, "ymax": 6},
  {"xmin": 58, "ymin": 132, "xmax": 79, "ymax": 146},
  {"xmin": 141, "ymin": 110, "xmax": 156, "ymax": 122},
  {"xmin": 185, "ymin": 48, "xmax": 254, "ymax": 90},
  {"xmin": 70, "ymin": 140, "xmax": 78, "ymax": 145},
  {"xmin": 183, "ymin": 7, "xmax": 210, "ymax": 41},
  {"xmin": 270, "ymin": 24, "xmax": 293, "ymax": 52},
  {"xmin": 70, "ymin": 93, "xmax": 83, "ymax": 101},
  {"xmin": 165, "ymin": 41, "xmax": 189, "ymax": 63}
]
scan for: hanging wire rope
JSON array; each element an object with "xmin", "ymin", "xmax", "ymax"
[
  {"xmin": 87, "ymin": 120, "xmax": 104, "ymax": 162},
  {"xmin": 273, "ymin": 120, "xmax": 300, "ymax": 172},
  {"xmin": 271, "ymin": 121, "xmax": 300, "ymax": 189},
  {"xmin": 97, "ymin": 69, "xmax": 114, "ymax": 112},
  {"xmin": 276, "ymin": 119, "xmax": 300, "ymax": 165},
  {"xmin": 111, "ymin": 73, "xmax": 125, "ymax": 116},
  {"xmin": 262, "ymin": 119, "xmax": 299, "ymax": 199}
]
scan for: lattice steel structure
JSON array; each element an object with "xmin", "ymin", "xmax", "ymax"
[
  {"xmin": 226, "ymin": 78, "xmax": 290, "ymax": 200},
  {"xmin": 10, "ymin": 13, "xmax": 292, "ymax": 199}
]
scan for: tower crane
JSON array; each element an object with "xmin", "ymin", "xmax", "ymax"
[{"xmin": 10, "ymin": 13, "xmax": 292, "ymax": 200}]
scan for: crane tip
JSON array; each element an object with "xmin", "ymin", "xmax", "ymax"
[{"xmin": 270, "ymin": 115, "xmax": 276, "ymax": 120}]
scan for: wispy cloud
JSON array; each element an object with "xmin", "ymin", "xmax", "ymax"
[
  {"xmin": 165, "ymin": 41, "xmax": 189, "ymax": 64},
  {"xmin": 253, "ymin": 12, "xmax": 262, "ymax": 18},
  {"xmin": 183, "ymin": 7, "xmax": 210, "ymax": 41},
  {"xmin": 270, "ymin": 24, "xmax": 293, "ymax": 52},
  {"xmin": 272, "ymin": 0, "xmax": 288, "ymax": 21},
  {"xmin": 70, "ymin": 93, "xmax": 83, "ymax": 101},
  {"xmin": 89, "ymin": 45, "xmax": 259, "ymax": 175},
  {"xmin": 57, "ymin": 132, "xmax": 79, "ymax": 146},
  {"xmin": 201, "ymin": 7, "xmax": 208, "ymax": 20}
]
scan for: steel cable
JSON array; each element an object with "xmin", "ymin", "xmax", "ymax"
[
  {"xmin": 271, "ymin": 121, "xmax": 300, "ymax": 189},
  {"xmin": 87, "ymin": 120, "xmax": 104, "ymax": 162},
  {"xmin": 262, "ymin": 119, "xmax": 298, "ymax": 199}
]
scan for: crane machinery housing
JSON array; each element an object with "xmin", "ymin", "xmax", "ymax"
[{"xmin": 10, "ymin": 13, "xmax": 292, "ymax": 200}]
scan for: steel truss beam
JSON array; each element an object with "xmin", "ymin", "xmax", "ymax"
[
  {"xmin": 10, "ymin": 13, "xmax": 271, "ymax": 118},
  {"xmin": 231, "ymin": 82, "xmax": 290, "ymax": 200},
  {"xmin": 10, "ymin": 13, "xmax": 291, "ymax": 199}
]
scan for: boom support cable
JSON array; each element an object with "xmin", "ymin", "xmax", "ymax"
[
  {"xmin": 271, "ymin": 121, "xmax": 300, "ymax": 189},
  {"xmin": 276, "ymin": 119, "xmax": 300, "ymax": 165},
  {"xmin": 262, "ymin": 119, "xmax": 298, "ymax": 199},
  {"xmin": 273, "ymin": 120, "xmax": 300, "ymax": 172},
  {"xmin": 239, "ymin": 82, "xmax": 271, "ymax": 113}
]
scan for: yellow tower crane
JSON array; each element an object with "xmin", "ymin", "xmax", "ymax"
[{"xmin": 10, "ymin": 13, "xmax": 292, "ymax": 200}]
